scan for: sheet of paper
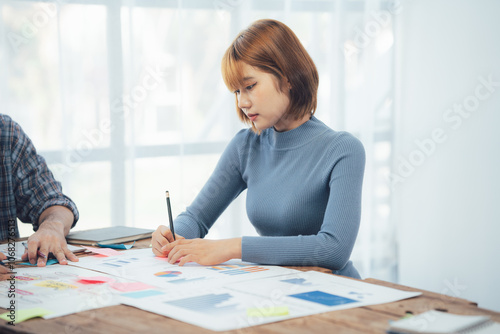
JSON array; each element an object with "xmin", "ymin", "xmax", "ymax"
[
  {"xmin": 0, "ymin": 264, "xmax": 130, "ymax": 319},
  {"xmin": 72, "ymin": 248, "xmax": 299, "ymax": 291},
  {"xmin": 227, "ymin": 270, "xmax": 421, "ymax": 309},
  {"xmin": 70, "ymin": 248, "xmax": 161, "ymax": 277},
  {"xmin": 121, "ymin": 270, "xmax": 421, "ymax": 331},
  {"xmin": 121, "ymin": 285, "xmax": 316, "ymax": 331}
]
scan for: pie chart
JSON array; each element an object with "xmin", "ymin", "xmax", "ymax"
[{"xmin": 154, "ymin": 271, "xmax": 182, "ymax": 278}]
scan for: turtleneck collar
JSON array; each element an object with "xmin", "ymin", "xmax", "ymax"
[{"xmin": 262, "ymin": 116, "xmax": 330, "ymax": 150}]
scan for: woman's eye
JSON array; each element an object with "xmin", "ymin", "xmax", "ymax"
[{"xmin": 246, "ymin": 83, "xmax": 256, "ymax": 90}]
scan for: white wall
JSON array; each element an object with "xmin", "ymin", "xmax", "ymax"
[{"xmin": 395, "ymin": 0, "xmax": 500, "ymax": 312}]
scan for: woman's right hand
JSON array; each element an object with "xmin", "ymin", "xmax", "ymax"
[{"xmin": 151, "ymin": 225, "xmax": 184, "ymax": 257}]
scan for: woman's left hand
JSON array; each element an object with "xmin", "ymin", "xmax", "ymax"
[{"xmin": 162, "ymin": 238, "xmax": 242, "ymax": 266}]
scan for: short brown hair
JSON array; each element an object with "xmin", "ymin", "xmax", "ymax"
[{"xmin": 221, "ymin": 19, "xmax": 319, "ymax": 131}]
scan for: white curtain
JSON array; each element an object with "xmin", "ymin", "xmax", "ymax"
[{"xmin": 0, "ymin": 0, "xmax": 398, "ymax": 281}]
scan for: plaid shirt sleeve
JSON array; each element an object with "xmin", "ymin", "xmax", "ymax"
[{"xmin": 8, "ymin": 116, "xmax": 79, "ymax": 230}]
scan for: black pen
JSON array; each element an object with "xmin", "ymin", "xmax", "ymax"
[{"xmin": 166, "ymin": 191, "xmax": 176, "ymax": 241}]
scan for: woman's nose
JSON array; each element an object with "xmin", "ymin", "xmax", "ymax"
[{"xmin": 238, "ymin": 92, "xmax": 251, "ymax": 110}]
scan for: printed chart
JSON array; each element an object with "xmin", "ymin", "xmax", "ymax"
[
  {"xmin": 154, "ymin": 271, "xmax": 182, "ymax": 277},
  {"xmin": 73, "ymin": 249, "xmax": 297, "ymax": 291},
  {"xmin": 100, "ymin": 257, "xmax": 141, "ymax": 268},
  {"xmin": 121, "ymin": 284, "xmax": 314, "ymax": 331},
  {"xmin": 0, "ymin": 265, "xmax": 122, "ymax": 320},
  {"xmin": 227, "ymin": 270, "xmax": 420, "ymax": 312},
  {"xmin": 289, "ymin": 291, "xmax": 357, "ymax": 306},
  {"xmin": 166, "ymin": 293, "xmax": 239, "ymax": 315},
  {"xmin": 121, "ymin": 268, "xmax": 421, "ymax": 331},
  {"xmin": 207, "ymin": 264, "xmax": 269, "ymax": 275}
]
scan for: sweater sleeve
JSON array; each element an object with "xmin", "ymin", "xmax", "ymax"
[
  {"xmin": 174, "ymin": 130, "xmax": 248, "ymax": 239},
  {"xmin": 241, "ymin": 134, "xmax": 365, "ymax": 273}
]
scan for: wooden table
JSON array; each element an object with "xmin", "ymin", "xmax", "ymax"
[{"xmin": 1, "ymin": 239, "xmax": 499, "ymax": 333}]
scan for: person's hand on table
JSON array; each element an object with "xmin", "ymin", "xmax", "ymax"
[
  {"xmin": 0, "ymin": 252, "xmax": 12, "ymax": 281},
  {"xmin": 152, "ymin": 225, "xmax": 185, "ymax": 257},
  {"xmin": 162, "ymin": 236, "xmax": 242, "ymax": 266},
  {"xmin": 21, "ymin": 220, "xmax": 79, "ymax": 267},
  {"xmin": 152, "ymin": 225, "xmax": 242, "ymax": 266}
]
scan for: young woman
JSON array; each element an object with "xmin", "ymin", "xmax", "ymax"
[{"xmin": 152, "ymin": 19, "xmax": 365, "ymax": 278}]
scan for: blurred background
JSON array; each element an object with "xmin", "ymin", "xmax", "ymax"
[{"xmin": 1, "ymin": 0, "xmax": 498, "ymax": 312}]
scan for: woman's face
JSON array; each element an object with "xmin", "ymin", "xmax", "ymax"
[{"xmin": 234, "ymin": 63, "xmax": 297, "ymax": 132}]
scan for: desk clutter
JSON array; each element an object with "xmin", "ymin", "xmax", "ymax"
[
  {"xmin": 387, "ymin": 310, "xmax": 500, "ymax": 334},
  {"xmin": 1, "ymin": 248, "xmax": 421, "ymax": 331},
  {"xmin": 65, "ymin": 226, "xmax": 154, "ymax": 246}
]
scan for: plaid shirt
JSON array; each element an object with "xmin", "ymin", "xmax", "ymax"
[{"xmin": 0, "ymin": 114, "xmax": 79, "ymax": 241}]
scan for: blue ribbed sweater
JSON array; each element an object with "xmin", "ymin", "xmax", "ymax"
[{"xmin": 175, "ymin": 116, "xmax": 365, "ymax": 278}]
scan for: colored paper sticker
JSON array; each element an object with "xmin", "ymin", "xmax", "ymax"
[
  {"xmin": 121, "ymin": 290, "xmax": 165, "ymax": 299},
  {"xmin": 97, "ymin": 241, "xmax": 135, "ymax": 249},
  {"xmin": 247, "ymin": 306, "xmax": 289, "ymax": 317},
  {"xmin": 76, "ymin": 276, "xmax": 115, "ymax": 284},
  {"xmin": 20, "ymin": 259, "xmax": 59, "ymax": 266},
  {"xmin": 0, "ymin": 307, "xmax": 53, "ymax": 323},
  {"xmin": 110, "ymin": 281, "xmax": 155, "ymax": 292},
  {"xmin": 82, "ymin": 246, "xmax": 123, "ymax": 257},
  {"xmin": 76, "ymin": 279, "xmax": 108, "ymax": 285},
  {"xmin": 34, "ymin": 280, "xmax": 78, "ymax": 290}
]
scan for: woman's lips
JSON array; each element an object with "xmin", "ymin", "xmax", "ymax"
[{"xmin": 248, "ymin": 114, "xmax": 258, "ymax": 122}]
